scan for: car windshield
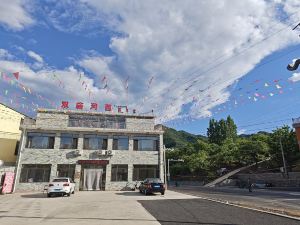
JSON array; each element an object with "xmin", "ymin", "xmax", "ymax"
[
  {"xmin": 52, "ymin": 178, "xmax": 68, "ymax": 182},
  {"xmin": 147, "ymin": 178, "xmax": 162, "ymax": 183}
]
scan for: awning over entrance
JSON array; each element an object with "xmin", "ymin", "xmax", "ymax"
[{"xmin": 78, "ymin": 160, "xmax": 109, "ymax": 165}]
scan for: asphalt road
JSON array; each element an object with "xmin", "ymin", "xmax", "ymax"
[
  {"xmin": 168, "ymin": 186, "xmax": 300, "ymax": 215},
  {"xmin": 139, "ymin": 198, "xmax": 300, "ymax": 225}
]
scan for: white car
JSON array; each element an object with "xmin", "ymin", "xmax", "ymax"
[{"xmin": 47, "ymin": 177, "xmax": 75, "ymax": 197}]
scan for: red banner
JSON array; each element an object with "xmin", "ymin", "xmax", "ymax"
[{"xmin": 1, "ymin": 172, "xmax": 15, "ymax": 194}]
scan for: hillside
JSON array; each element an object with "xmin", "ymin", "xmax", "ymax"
[{"xmin": 163, "ymin": 126, "xmax": 206, "ymax": 148}]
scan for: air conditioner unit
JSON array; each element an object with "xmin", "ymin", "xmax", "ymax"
[
  {"xmin": 98, "ymin": 150, "xmax": 106, "ymax": 156},
  {"xmin": 106, "ymin": 150, "xmax": 115, "ymax": 156},
  {"xmin": 75, "ymin": 150, "xmax": 82, "ymax": 156}
]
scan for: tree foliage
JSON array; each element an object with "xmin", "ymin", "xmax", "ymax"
[{"xmin": 165, "ymin": 118, "xmax": 300, "ymax": 181}]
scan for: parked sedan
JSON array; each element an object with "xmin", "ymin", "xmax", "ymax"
[
  {"xmin": 139, "ymin": 178, "xmax": 165, "ymax": 195},
  {"xmin": 47, "ymin": 177, "xmax": 75, "ymax": 197}
]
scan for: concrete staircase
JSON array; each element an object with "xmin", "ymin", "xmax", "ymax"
[{"xmin": 204, "ymin": 159, "xmax": 270, "ymax": 187}]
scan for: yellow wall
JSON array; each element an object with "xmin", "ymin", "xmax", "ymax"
[
  {"xmin": 0, "ymin": 104, "xmax": 25, "ymax": 163},
  {"xmin": 0, "ymin": 138, "xmax": 18, "ymax": 163}
]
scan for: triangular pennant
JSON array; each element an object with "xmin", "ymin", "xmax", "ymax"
[{"xmin": 13, "ymin": 72, "xmax": 19, "ymax": 80}]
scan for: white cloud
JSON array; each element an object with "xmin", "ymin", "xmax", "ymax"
[
  {"xmin": 2, "ymin": 1, "xmax": 300, "ymax": 122},
  {"xmin": 0, "ymin": 0, "xmax": 34, "ymax": 30},
  {"xmin": 238, "ymin": 129, "xmax": 247, "ymax": 135},
  {"xmin": 27, "ymin": 51, "xmax": 43, "ymax": 63},
  {"xmin": 78, "ymin": 0, "xmax": 300, "ymax": 121},
  {"xmin": 0, "ymin": 49, "xmax": 13, "ymax": 59},
  {"xmin": 289, "ymin": 72, "xmax": 300, "ymax": 82}
]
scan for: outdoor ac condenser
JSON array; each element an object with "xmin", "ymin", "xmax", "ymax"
[
  {"xmin": 106, "ymin": 150, "xmax": 115, "ymax": 155},
  {"xmin": 98, "ymin": 150, "xmax": 106, "ymax": 156},
  {"xmin": 75, "ymin": 150, "xmax": 82, "ymax": 156}
]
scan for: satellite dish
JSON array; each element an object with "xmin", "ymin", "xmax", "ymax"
[{"xmin": 0, "ymin": 160, "xmax": 4, "ymax": 167}]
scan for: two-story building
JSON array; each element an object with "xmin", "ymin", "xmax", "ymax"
[
  {"xmin": 14, "ymin": 109, "xmax": 165, "ymax": 192},
  {"xmin": 292, "ymin": 117, "xmax": 300, "ymax": 150}
]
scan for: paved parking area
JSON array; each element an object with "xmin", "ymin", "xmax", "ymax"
[{"xmin": 0, "ymin": 190, "xmax": 198, "ymax": 225}]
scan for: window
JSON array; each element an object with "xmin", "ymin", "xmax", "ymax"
[
  {"xmin": 133, "ymin": 165, "xmax": 159, "ymax": 181},
  {"xmin": 19, "ymin": 164, "xmax": 51, "ymax": 183},
  {"xmin": 83, "ymin": 135, "xmax": 107, "ymax": 150},
  {"xmin": 111, "ymin": 165, "xmax": 128, "ymax": 181},
  {"xmin": 14, "ymin": 141, "xmax": 20, "ymax": 155},
  {"xmin": 57, "ymin": 164, "xmax": 75, "ymax": 179},
  {"xmin": 26, "ymin": 133, "xmax": 55, "ymax": 149},
  {"xmin": 133, "ymin": 137, "xmax": 159, "ymax": 151},
  {"xmin": 113, "ymin": 136, "xmax": 129, "ymax": 150},
  {"xmin": 69, "ymin": 115, "xmax": 126, "ymax": 129},
  {"xmin": 60, "ymin": 134, "xmax": 78, "ymax": 149}
]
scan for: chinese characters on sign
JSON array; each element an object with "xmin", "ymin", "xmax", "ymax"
[{"xmin": 60, "ymin": 101, "xmax": 136, "ymax": 114}]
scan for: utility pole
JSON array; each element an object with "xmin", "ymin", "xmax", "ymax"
[
  {"xmin": 279, "ymin": 136, "xmax": 289, "ymax": 178},
  {"xmin": 167, "ymin": 158, "xmax": 184, "ymax": 185}
]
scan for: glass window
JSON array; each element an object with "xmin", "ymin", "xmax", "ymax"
[
  {"xmin": 57, "ymin": 164, "xmax": 75, "ymax": 179},
  {"xmin": 26, "ymin": 133, "xmax": 55, "ymax": 149},
  {"xmin": 111, "ymin": 165, "xmax": 128, "ymax": 182},
  {"xmin": 60, "ymin": 134, "xmax": 78, "ymax": 149},
  {"xmin": 19, "ymin": 164, "xmax": 51, "ymax": 183},
  {"xmin": 69, "ymin": 115, "xmax": 126, "ymax": 129},
  {"xmin": 133, "ymin": 165, "xmax": 159, "ymax": 181},
  {"xmin": 83, "ymin": 135, "xmax": 108, "ymax": 150},
  {"xmin": 113, "ymin": 136, "xmax": 129, "ymax": 150},
  {"xmin": 133, "ymin": 137, "xmax": 159, "ymax": 151}
]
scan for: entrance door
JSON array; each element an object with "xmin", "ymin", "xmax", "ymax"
[{"xmin": 83, "ymin": 168, "xmax": 103, "ymax": 191}]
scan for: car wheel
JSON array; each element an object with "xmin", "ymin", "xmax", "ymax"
[
  {"xmin": 72, "ymin": 190, "xmax": 75, "ymax": 194},
  {"xmin": 67, "ymin": 192, "xmax": 71, "ymax": 197},
  {"xmin": 161, "ymin": 191, "xmax": 165, "ymax": 195},
  {"xmin": 144, "ymin": 190, "xmax": 147, "ymax": 195},
  {"xmin": 47, "ymin": 193, "xmax": 51, "ymax": 198}
]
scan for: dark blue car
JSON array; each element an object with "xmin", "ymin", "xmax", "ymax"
[{"xmin": 139, "ymin": 178, "xmax": 165, "ymax": 195}]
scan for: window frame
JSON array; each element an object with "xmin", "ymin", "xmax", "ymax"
[
  {"xmin": 57, "ymin": 164, "xmax": 76, "ymax": 180},
  {"xmin": 133, "ymin": 165, "xmax": 159, "ymax": 181},
  {"xmin": 60, "ymin": 133, "xmax": 79, "ymax": 149},
  {"xmin": 26, "ymin": 133, "xmax": 55, "ymax": 149},
  {"xmin": 111, "ymin": 164, "xmax": 128, "ymax": 182},
  {"xmin": 113, "ymin": 136, "xmax": 129, "ymax": 150},
  {"xmin": 83, "ymin": 134, "xmax": 108, "ymax": 150},
  {"xmin": 133, "ymin": 136, "xmax": 159, "ymax": 151},
  {"xmin": 19, "ymin": 164, "xmax": 51, "ymax": 183}
]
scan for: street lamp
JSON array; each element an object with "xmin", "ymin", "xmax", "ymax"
[{"xmin": 167, "ymin": 159, "xmax": 184, "ymax": 184}]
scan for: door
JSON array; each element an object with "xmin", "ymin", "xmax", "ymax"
[{"xmin": 83, "ymin": 168, "xmax": 104, "ymax": 191}]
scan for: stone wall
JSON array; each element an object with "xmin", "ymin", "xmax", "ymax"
[
  {"xmin": 236, "ymin": 172, "xmax": 300, "ymax": 187},
  {"xmin": 15, "ymin": 132, "xmax": 163, "ymax": 192}
]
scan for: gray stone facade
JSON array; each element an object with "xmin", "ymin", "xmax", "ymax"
[{"xmin": 14, "ymin": 109, "xmax": 165, "ymax": 192}]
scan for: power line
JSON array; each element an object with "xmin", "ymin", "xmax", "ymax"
[{"xmin": 139, "ymin": 12, "xmax": 300, "ymax": 110}]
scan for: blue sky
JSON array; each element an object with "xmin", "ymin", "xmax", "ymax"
[{"xmin": 1, "ymin": 0, "xmax": 300, "ymax": 135}]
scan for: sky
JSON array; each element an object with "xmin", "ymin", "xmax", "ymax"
[{"xmin": 1, "ymin": 0, "xmax": 300, "ymax": 135}]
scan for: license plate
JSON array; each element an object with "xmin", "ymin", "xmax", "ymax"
[
  {"xmin": 54, "ymin": 189, "xmax": 62, "ymax": 191},
  {"xmin": 154, "ymin": 185, "xmax": 160, "ymax": 188}
]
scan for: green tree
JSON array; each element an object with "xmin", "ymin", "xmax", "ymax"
[
  {"xmin": 269, "ymin": 126, "xmax": 300, "ymax": 169},
  {"xmin": 207, "ymin": 116, "xmax": 237, "ymax": 145}
]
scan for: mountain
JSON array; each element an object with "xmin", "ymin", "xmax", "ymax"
[{"xmin": 163, "ymin": 126, "xmax": 207, "ymax": 148}]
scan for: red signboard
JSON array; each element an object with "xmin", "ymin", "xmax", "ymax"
[
  {"xmin": 1, "ymin": 172, "xmax": 15, "ymax": 194},
  {"xmin": 78, "ymin": 160, "xmax": 109, "ymax": 165}
]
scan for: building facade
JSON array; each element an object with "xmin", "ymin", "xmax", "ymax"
[
  {"xmin": 0, "ymin": 103, "xmax": 26, "ymax": 165},
  {"xmin": 14, "ymin": 109, "xmax": 165, "ymax": 192},
  {"xmin": 292, "ymin": 117, "xmax": 300, "ymax": 150}
]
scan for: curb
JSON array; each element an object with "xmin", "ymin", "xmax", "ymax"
[{"xmin": 171, "ymin": 190, "xmax": 300, "ymax": 221}]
